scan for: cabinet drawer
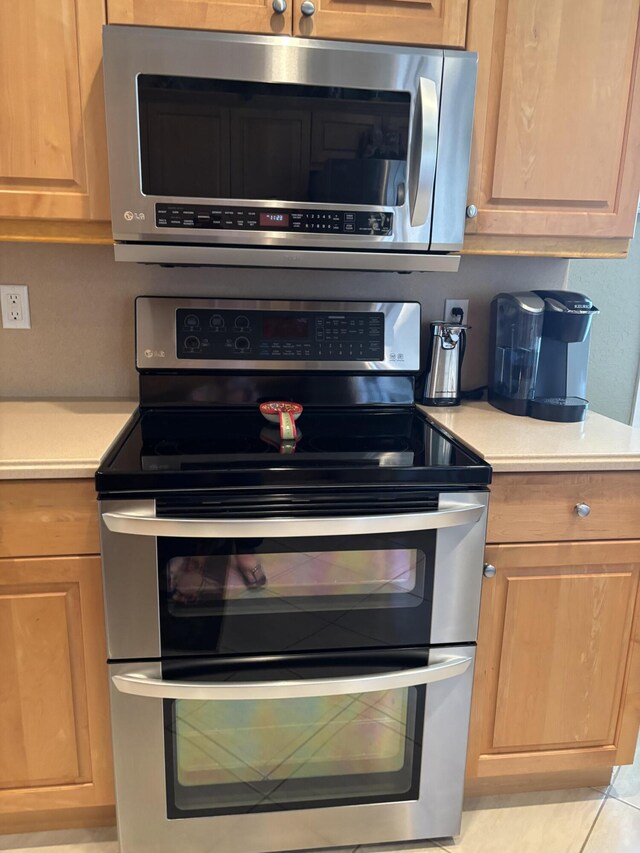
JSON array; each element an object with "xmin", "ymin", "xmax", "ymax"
[
  {"xmin": 487, "ymin": 472, "xmax": 640, "ymax": 543},
  {"xmin": 0, "ymin": 480, "xmax": 99, "ymax": 558}
]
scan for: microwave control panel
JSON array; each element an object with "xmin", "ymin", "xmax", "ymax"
[
  {"xmin": 176, "ymin": 309, "xmax": 385, "ymax": 362},
  {"xmin": 156, "ymin": 204, "xmax": 393, "ymax": 236}
]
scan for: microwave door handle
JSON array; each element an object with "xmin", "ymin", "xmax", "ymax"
[
  {"xmin": 409, "ymin": 77, "xmax": 439, "ymax": 228},
  {"xmin": 101, "ymin": 501, "xmax": 484, "ymax": 539},
  {"xmin": 112, "ymin": 654, "xmax": 472, "ymax": 701}
]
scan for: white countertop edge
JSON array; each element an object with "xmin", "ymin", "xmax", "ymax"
[
  {"xmin": 489, "ymin": 457, "xmax": 640, "ymax": 473},
  {"xmin": 0, "ymin": 462, "xmax": 99, "ymax": 480}
]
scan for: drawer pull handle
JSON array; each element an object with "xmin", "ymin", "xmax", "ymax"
[
  {"xmin": 483, "ymin": 563, "xmax": 496, "ymax": 578},
  {"xmin": 575, "ymin": 502, "xmax": 591, "ymax": 518}
]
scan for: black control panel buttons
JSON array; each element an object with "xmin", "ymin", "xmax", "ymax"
[
  {"xmin": 176, "ymin": 309, "xmax": 385, "ymax": 362},
  {"xmin": 183, "ymin": 314, "xmax": 200, "ymax": 329},
  {"xmin": 157, "ymin": 205, "xmax": 393, "ymax": 237}
]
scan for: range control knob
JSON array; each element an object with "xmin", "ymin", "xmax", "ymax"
[
  {"xmin": 235, "ymin": 315, "xmax": 250, "ymax": 330},
  {"xmin": 184, "ymin": 336, "xmax": 201, "ymax": 350},
  {"xmin": 235, "ymin": 337, "xmax": 250, "ymax": 351},
  {"xmin": 209, "ymin": 314, "xmax": 225, "ymax": 330}
]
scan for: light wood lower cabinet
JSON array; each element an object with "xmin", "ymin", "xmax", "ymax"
[
  {"xmin": 467, "ymin": 538, "xmax": 640, "ymax": 785},
  {"xmin": 465, "ymin": 0, "xmax": 640, "ymax": 253},
  {"xmin": 0, "ymin": 481, "xmax": 114, "ymax": 834}
]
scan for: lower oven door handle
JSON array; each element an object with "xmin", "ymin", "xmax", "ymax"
[
  {"xmin": 101, "ymin": 502, "xmax": 484, "ymax": 539},
  {"xmin": 111, "ymin": 655, "xmax": 472, "ymax": 701}
]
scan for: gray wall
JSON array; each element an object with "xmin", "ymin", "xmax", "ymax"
[
  {"xmin": 0, "ymin": 242, "xmax": 568, "ymax": 399},
  {"xmin": 567, "ymin": 217, "xmax": 640, "ymax": 425}
]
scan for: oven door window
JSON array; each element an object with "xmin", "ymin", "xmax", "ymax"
[
  {"xmin": 163, "ymin": 656, "xmax": 424, "ymax": 817},
  {"xmin": 138, "ymin": 76, "xmax": 410, "ymax": 206},
  {"xmin": 158, "ymin": 531, "xmax": 435, "ymax": 655}
]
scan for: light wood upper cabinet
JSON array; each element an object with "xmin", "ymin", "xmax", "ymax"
[
  {"xmin": 0, "ymin": 0, "xmax": 110, "ymax": 221},
  {"xmin": 466, "ymin": 0, "xmax": 640, "ymax": 243},
  {"xmin": 107, "ymin": 0, "xmax": 293, "ymax": 35},
  {"xmin": 0, "ymin": 555, "xmax": 114, "ymax": 822},
  {"xmin": 293, "ymin": 0, "xmax": 468, "ymax": 47}
]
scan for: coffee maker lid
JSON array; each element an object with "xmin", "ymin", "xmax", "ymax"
[
  {"xmin": 493, "ymin": 292, "xmax": 545, "ymax": 314},
  {"xmin": 533, "ymin": 290, "xmax": 599, "ymax": 314}
]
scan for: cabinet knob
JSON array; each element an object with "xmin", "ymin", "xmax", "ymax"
[
  {"xmin": 300, "ymin": 0, "xmax": 315, "ymax": 15},
  {"xmin": 272, "ymin": 0, "xmax": 287, "ymax": 11},
  {"xmin": 483, "ymin": 563, "xmax": 496, "ymax": 578},
  {"xmin": 575, "ymin": 502, "xmax": 591, "ymax": 518},
  {"xmin": 466, "ymin": 204, "xmax": 478, "ymax": 219}
]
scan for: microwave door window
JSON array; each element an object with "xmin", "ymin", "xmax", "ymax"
[{"xmin": 138, "ymin": 76, "xmax": 410, "ymax": 206}]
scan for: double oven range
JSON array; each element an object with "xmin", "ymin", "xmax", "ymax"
[{"xmin": 96, "ymin": 297, "xmax": 490, "ymax": 853}]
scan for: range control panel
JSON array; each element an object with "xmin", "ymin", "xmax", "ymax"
[
  {"xmin": 157, "ymin": 204, "xmax": 393, "ymax": 236},
  {"xmin": 176, "ymin": 309, "xmax": 385, "ymax": 362}
]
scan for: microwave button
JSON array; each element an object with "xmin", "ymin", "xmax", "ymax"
[
  {"xmin": 169, "ymin": 218, "xmax": 182, "ymax": 226},
  {"xmin": 157, "ymin": 218, "xmax": 168, "ymax": 226},
  {"xmin": 345, "ymin": 223, "xmax": 355, "ymax": 232},
  {"xmin": 345, "ymin": 213, "xmax": 355, "ymax": 222}
]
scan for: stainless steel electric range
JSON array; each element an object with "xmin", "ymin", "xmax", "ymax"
[{"xmin": 96, "ymin": 297, "xmax": 491, "ymax": 853}]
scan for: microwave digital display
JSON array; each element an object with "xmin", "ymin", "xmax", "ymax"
[{"xmin": 260, "ymin": 213, "xmax": 290, "ymax": 228}]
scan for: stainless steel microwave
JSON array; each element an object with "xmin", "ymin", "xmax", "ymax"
[{"xmin": 102, "ymin": 26, "xmax": 477, "ymax": 272}]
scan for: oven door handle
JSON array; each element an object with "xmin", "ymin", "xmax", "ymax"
[
  {"xmin": 409, "ymin": 76, "xmax": 439, "ymax": 228},
  {"xmin": 111, "ymin": 654, "xmax": 472, "ymax": 701},
  {"xmin": 101, "ymin": 501, "xmax": 483, "ymax": 539}
]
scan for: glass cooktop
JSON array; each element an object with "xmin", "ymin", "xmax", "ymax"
[{"xmin": 96, "ymin": 407, "xmax": 491, "ymax": 493}]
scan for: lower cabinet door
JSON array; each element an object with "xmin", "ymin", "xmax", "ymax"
[
  {"xmin": 0, "ymin": 556, "xmax": 114, "ymax": 821},
  {"xmin": 466, "ymin": 540, "xmax": 640, "ymax": 780}
]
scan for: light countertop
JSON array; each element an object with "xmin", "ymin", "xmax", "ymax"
[
  {"xmin": 419, "ymin": 401, "xmax": 640, "ymax": 473},
  {"xmin": 2, "ymin": 398, "xmax": 639, "ymax": 480},
  {"xmin": 0, "ymin": 399, "xmax": 137, "ymax": 479}
]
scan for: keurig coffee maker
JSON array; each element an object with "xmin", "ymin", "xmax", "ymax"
[{"xmin": 488, "ymin": 291, "xmax": 599, "ymax": 422}]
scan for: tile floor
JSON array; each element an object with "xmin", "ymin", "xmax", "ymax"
[{"xmin": 2, "ymin": 737, "xmax": 638, "ymax": 853}]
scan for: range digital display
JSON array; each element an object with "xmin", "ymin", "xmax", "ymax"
[
  {"xmin": 259, "ymin": 213, "xmax": 290, "ymax": 227},
  {"xmin": 262, "ymin": 317, "xmax": 309, "ymax": 339}
]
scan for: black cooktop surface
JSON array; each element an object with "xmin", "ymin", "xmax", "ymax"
[{"xmin": 96, "ymin": 406, "xmax": 491, "ymax": 494}]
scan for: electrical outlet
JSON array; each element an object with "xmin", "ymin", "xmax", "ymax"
[
  {"xmin": 1, "ymin": 285, "xmax": 31, "ymax": 329},
  {"xmin": 443, "ymin": 298, "xmax": 469, "ymax": 325}
]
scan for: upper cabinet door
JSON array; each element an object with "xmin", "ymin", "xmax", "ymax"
[
  {"xmin": 293, "ymin": 0, "xmax": 468, "ymax": 47},
  {"xmin": 466, "ymin": 0, "xmax": 640, "ymax": 240},
  {"xmin": 107, "ymin": 0, "xmax": 292, "ymax": 35},
  {"xmin": 0, "ymin": 1, "xmax": 109, "ymax": 221}
]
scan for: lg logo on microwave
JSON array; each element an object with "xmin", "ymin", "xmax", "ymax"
[
  {"xmin": 144, "ymin": 349, "xmax": 165, "ymax": 359},
  {"xmin": 124, "ymin": 211, "xmax": 145, "ymax": 221}
]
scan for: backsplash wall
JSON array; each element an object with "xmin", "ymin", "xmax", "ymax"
[{"xmin": 0, "ymin": 243, "xmax": 568, "ymax": 398}]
